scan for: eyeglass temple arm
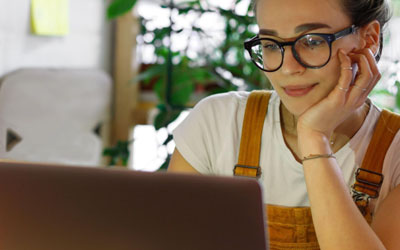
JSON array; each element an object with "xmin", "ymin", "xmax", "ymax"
[{"xmin": 334, "ymin": 25, "xmax": 358, "ymax": 40}]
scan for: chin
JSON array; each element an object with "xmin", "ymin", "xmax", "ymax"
[
  {"xmin": 276, "ymin": 85, "xmax": 332, "ymax": 118},
  {"xmin": 280, "ymin": 97, "xmax": 316, "ymax": 118},
  {"xmin": 274, "ymin": 92, "xmax": 307, "ymax": 116}
]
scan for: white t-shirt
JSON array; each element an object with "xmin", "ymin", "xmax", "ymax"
[{"xmin": 173, "ymin": 91, "xmax": 400, "ymax": 212}]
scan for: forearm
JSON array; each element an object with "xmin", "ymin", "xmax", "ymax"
[{"xmin": 298, "ymin": 131, "xmax": 386, "ymax": 250}]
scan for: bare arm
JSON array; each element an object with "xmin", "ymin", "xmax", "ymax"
[
  {"xmin": 299, "ymin": 132, "xmax": 400, "ymax": 250},
  {"xmin": 298, "ymin": 132, "xmax": 387, "ymax": 250},
  {"xmin": 295, "ymin": 34, "xmax": 399, "ymax": 248},
  {"xmin": 371, "ymin": 184, "xmax": 400, "ymax": 249},
  {"xmin": 167, "ymin": 149, "xmax": 201, "ymax": 174}
]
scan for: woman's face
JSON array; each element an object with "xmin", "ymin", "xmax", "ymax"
[{"xmin": 256, "ymin": 0, "xmax": 361, "ymax": 116}]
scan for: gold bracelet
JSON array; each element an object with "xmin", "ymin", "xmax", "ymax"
[{"xmin": 301, "ymin": 153, "xmax": 336, "ymax": 163}]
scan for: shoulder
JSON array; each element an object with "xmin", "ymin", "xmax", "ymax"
[
  {"xmin": 181, "ymin": 91, "xmax": 251, "ymax": 127},
  {"xmin": 173, "ymin": 91, "xmax": 251, "ymax": 137},
  {"xmin": 193, "ymin": 91, "xmax": 250, "ymax": 112},
  {"xmin": 192, "ymin": 90, "xmax": 280, "ymax": 123},
  {"xmin": 194, "ymin": 90, "xmax": 279, "ymax": 114}
]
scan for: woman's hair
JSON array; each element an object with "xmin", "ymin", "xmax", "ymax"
[{"xmin": 251, "ymin": 0, "xmax": 392, "ymax": 62}]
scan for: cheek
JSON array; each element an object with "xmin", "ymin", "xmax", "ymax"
[
  {"xmin": 263, "ymin": 72, "xmax": 279, "ymax": 89},
  {"xmin": 317, "ymin": 53, "xmax": 342, "ymax": 89}
]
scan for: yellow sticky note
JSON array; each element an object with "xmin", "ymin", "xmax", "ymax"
[{"xmin": 31, "ymin": 0, "xmax": 69, "ymax": 36}]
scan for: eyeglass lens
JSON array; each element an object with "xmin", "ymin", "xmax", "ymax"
[{"xmin": 251, "ymin": 34, "xmax": 331, "ymax": 71}]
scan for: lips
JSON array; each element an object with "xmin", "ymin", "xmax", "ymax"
[{"xmin": 283, "ymin": 83, "xmax": 318, "ymax": 97}]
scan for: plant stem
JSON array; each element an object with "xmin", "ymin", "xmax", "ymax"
[{"xmin": 166, "ymin": 0, "xmax": 174, "ymax": 106}]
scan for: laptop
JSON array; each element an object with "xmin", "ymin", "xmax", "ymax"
[{"xmin": 0, "ymin": 160, "xmax": 268, "ymax": 250}]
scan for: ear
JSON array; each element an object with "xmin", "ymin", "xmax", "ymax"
[{"xmin": 358, "ymin": 20, "xmax": 380, "ymax": 55}]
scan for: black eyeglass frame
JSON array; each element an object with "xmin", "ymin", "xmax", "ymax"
[{"xmin": 244, "ymin": 25, "xmax": 358, "ymax": 72}]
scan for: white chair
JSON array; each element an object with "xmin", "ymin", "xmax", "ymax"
[{"xmin": 0, "ymin": 68, "xmax": 112, "ymax": 166}]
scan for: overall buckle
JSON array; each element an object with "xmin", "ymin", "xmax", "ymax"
[
  {"xmin": 234, "ymin": 164, "xmax": 261, "ymax": 179},
  {"xmin": 355, "ymin": 168, "xmax": 384, "ymax": 188},
  {"xmin": 351, "ymin": 168, "xmax": 384, "ymax": 215}
]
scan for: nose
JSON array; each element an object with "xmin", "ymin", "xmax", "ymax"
[{"xmin": 280, "ymin": 47, "xmax": 306, "ymax": 75}]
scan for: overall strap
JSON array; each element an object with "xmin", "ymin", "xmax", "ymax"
[
  {"xmin": 234, "ymin": 90, "xmax": 272, "ymax": 178},
  {"xmin": 353, "ymin": 109, "xmax": 400, "ymax": 220}
]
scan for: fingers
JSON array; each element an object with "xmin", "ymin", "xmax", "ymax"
[
  {"xmin": 335, "ymin": 49, "xmax": 353, "ymax": 97},
  {"xmin": 353, "ymin": 49, "xmax": 381, "ymax": 102},
  {"xmin": 346, "ymin": 52, "xmax": 372, "ymax": 106},
  {"xmin": 341, "ymin": 48, "xmax": 381, "ymax": 108}
]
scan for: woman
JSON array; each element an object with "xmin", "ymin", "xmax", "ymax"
[{"xmin": 168, "ymin": 0, "xmax": 400, "ymax": 249}]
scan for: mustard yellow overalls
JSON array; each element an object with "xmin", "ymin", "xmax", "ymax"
[{"xmin": 234, "ymin": 91, "xmax": 400, "ymax": 250}]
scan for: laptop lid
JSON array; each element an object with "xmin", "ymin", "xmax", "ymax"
[{"xmin": 0, "ymin": 160, "xmax": 268, "ymax": 250}]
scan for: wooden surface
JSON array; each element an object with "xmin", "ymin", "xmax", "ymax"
[{"xmin": 111, "ymin": 10, "xmax": 140, "ymax": 145}]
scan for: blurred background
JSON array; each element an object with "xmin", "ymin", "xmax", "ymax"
[{"xmin": 1, "ymin": 0, "xmax": 399, "ymax": 171}]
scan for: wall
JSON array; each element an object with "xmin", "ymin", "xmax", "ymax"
[{"xmin": 0, "ymin": 0, "xmax": 113, "ymax": 76}]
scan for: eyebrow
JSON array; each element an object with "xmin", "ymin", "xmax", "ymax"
[{"xmin": 259, "ymin": 23, "xmax": 332, "ymax": 36}]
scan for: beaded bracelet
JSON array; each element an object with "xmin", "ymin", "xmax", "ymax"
[{"xmin": 301, "ymin": 153, "xmax": 336, "ymax": 163}]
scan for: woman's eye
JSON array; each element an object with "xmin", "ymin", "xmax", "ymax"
[
  {"xmin": 300, "ymin": 37, "xmax": 325, "ymax": 48},
  {"xmin": 262, "ymin": 42, "xmax": 280, "ymax": 51}
]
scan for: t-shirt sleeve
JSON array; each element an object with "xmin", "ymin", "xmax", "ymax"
[
  {"xmin": 172, "ymin": 95, "xmax": 220, "ymax": 174},
  {"xmin": 172, "ymin": 92, "xmax": 244, "ymax": 175}
]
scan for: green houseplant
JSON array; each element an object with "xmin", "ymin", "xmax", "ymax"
[{"xmin": 104, "ymin": 0, "xmax": 269, "ymax": 168}]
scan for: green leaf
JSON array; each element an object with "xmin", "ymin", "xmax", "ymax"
[
  {"xmin": 170, "ymin": 75, "xmax": 194, "ymax": 106},
  {"xmin": 154, "ymin": 78, "xmax": 166, "ymax": 103},
  {"xmin": 157, "ymin": 104, "xmax": 167, "ymax": 112},
  {"xmin": 153, "ymin": 67, "xmax": 195, "ymax": 107},
  {"xmin": 153, "ymin": 27, "xmax": 172, "ymax": 40},
  {"xmin": 396, "ymin": 81, "xmax": 400, "ymax": 110},
  {"xmin": 190, "ymin": 68, "xmax": 213, "ymax": 83},
  {"xmin": 177, "ymin": 7, "xmax": 192, "ymax": 15},
  {"xmin": 158, "ymin": 155, "xmax": 171, "ymax": 171},
  {"xmin": 103, "ymin": 148, "xmax": 117, "ymax": 156},
  {"xmin": 102, "ymin": 140, "xmax": 132, "ymax": 166},
  {"xmin": 154, "ymin": 109, "xmax": 181, "ymax": 130},
  {"xmin": 107, "ymin": 0, "xmax": 137, "ymax": 20},
  {"xmin": 133, "ymin": 64, "xmax": 165, "ymax": 85},
  {"xmin": 162, "ymin": 134, "xmax": 174, "ymax": 146},
  {"xmin": 106, "ymin": 157, "xmax": 118, "ymax": 167}
]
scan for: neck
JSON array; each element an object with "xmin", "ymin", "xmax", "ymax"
[{"xmin": 280, "ymin": 104, "xmax": 298, "ymax": 137}]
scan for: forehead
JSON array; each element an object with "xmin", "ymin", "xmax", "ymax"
[{"xmin": 256, "ymin": 0, "xmax": 351, "ymax": 36}]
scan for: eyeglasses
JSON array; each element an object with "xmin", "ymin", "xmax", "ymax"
[{"xmin": 244, "ymin": 25, "xmax": 358, "ymax": 72}]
